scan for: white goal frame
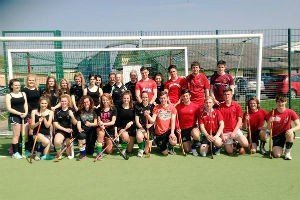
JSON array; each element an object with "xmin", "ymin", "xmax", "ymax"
[{"xmin": 1, "ymin": 34, "xmax": 264, "ymax": 99}]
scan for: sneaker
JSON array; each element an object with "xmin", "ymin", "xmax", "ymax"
[
  {"xmin": 25, "ymin": 150, "xmax": 31, "ymax": 158},
  {"xmin": 41, "ymin": 154, "xmax": 55, "ymax": 160},
  {"xmin": 285, "ymin": 152, "xmax": 292, "ymax": 160},
  {"xmin": 12, "ymin": 152, "xmax": 23, "ymax": 159},
  {"xmin": 260, "ymin": 146, "xmax": 267, "ymax": 155},
  {"xmin": 34, "ymin": 152, "xmax": 41, "ymax": 161},
  {"xmin": 121, "ymin": 149, "xmax": 127, "ymax": 157},
  {"xmin": 214, "ymin": 147, "xmax": 221, "ymax": 155},
  {"xmin": 77, "ymin": 154, "xmax": 87, "ymax": 161},
  {"xmin": 200, "ymin": 152, "xmax": 207, "ymax": 157},
  {"xmin": 191, "ymin": 149, "xmax": 199, "ymax": 156},
  {"xmin": 67, "ymin": 148, "xmax": 74, "ymax": 159},
  {"xmin": 168, "ymin": 147, "xmax": 176, "ymax": 155},
  {"xmin": 137, "ymin": 149, "xmax": 144, "ymax": 157}
]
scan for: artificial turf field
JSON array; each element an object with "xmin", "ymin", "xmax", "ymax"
[{"xmin": 0, "ymin": 138, "xmax": 299, "ymax": 200}]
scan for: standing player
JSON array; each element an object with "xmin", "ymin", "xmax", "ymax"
[
  {"xmin": 84, "ymin": 74, "xmax": 103, "ymax": 109},
  {"xmin": 164, "ymin": 65, "xmax": 186, "ymax": 106},
  {"xmin": 135, "ymin": 91, "xmax": 155, "ymax": 157},
  {"xmin": 176, "ymin": 89, "xmax": 201, "ymax": 156},
  {"xmin": 144, "ymin": 91, "xmax": 177, "ymax": 156},
  {"xmin": 135, "ymin": 66, "xmax": 157, "ymax": 105},
  {"xmin": 210, "ymin": 60, "xmax": 234, "ymax": 106},
  {"xmin": 125, "ymin": 70, "xmax": 138, "ymax": 103},
  {"xmin": 111, "ymin": 73, "xmax": 127, "ymax": 107},
  {"xmin": 102, "ymin": 72, "xmax": 116, "ymax": 94},
  {"xmin": 263, "ymin": 95, "xmax": 300, "ymax": 160},
  {"xmin": 6, "ymin": 79, "xmax": 28, "ymax": 159},
  {"xmin": 70, "ymin": 72, "xmax": 86, "ymax": 112},
  {"xmin": 242, "ymin": 97, "xmax": 268, "ymax": 154},
  {"xmin": 42, "ymin": 76, "xmax": 59, "ymax": 111},
  {"xmin": 154, "ymin": 73, "xmax": 164, "ymax": 105},
  {"xmin": 185, "ymin": 61, "xmax": 210, "ymax": 109},
  {"xmin": 218, "ymin": 88, "xmax": 248, "ymax": 155},
  {"xmin": 199, "ymin": 96, "xmax": 224, "ymax": 157}
]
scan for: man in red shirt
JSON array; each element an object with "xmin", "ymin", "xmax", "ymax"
[
  {"xmin": 262, "ymin": 95, "xmax": 300, "ymax": 160},
  {"xmin": 218, "ymin": 88, "xmax": 248, "ymax": 155},
  {"xmin": 199, "ymin": 96, "xmax": 224, "ymax": 157},
  {"xmin": 145, "ymin": 91, "xmax": 177, "ymax": 156},
  {"xmin": 164, "ymin": 65, "xmax": 186, "ymax": 106},
  {"xmin": 135, "ymin": 66, "xmax": 157, "ymax": 105},
  {"xmin": 176, "ymin": 89, "xmax": 200, "ymax": 156},
  {"xmin": 210, "ymin": 60, "xmax": 234, "ymax": 106},
  {"xmin": 185, "ymin": 61, "xmax": 210, "ymax": 108}
]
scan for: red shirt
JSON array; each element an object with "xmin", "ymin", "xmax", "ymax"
[
  {"xmin": 153, "ymin": 104, "xmax": 177, "ymax": 135},
  {"xmin": 218, "ymin": 101, "xmax": 242, "ymax": 133},
  {"xmin": 135, "ymin": 79, "xmax": 157, "ymax": 102},
  {"xmin": 164, "ymin": 77, "xmax": 186, "ymax": 104},
  {"xmin": 186, "ymin": 73, "xmax": 210, "ymax": 106},
  {"xmin": 176, "ymin": 102, "xmax": 199, "ymax": 129},
  {"xmin": 210, "ymin": 73, "xmax": 234, "ymax": 102},
  {"xmin": 266, "ymin": 109, "xmax": 299, "ymax": 137},
  {"xmin": 199, "ymin": 109, "xmax": 224, "ymax": 135},
  {"xmin": 243, "ymin": 109, "xmax": 267, "ymax": 132}
]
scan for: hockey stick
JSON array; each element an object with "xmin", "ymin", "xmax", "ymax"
[
  {"xmin": 209, "ymin": 111, "xmax": 214, "ymax": 159},
  {"xmin": 176, "ymin": 114, "xmax": 186, "ymax": 156},
  {"xmin": 104, "ymin": 128, "xmax": 129, "ymax": 160},
  {"xmin": 269, "ymin": 109, "xmax": 275, "ymax": 159},
  {"xmin": 246, "ymin": 106, "xmax": 253, "ymax": 154},
  {"xmin": 93, "ymin": 131, "xmax": 123, "ymax": 162},
  {"xmin": 145, "ymin": 119, "xmax": 151, "ymax": 158},
  {"xmin": 29, "ymin": 122, "xmax": 42, "ymax": 163},
  {"xmin": 54, "ymin": 136, "xmax": 76, "ymax": 162},
  {"xmin": 21, "ymin": 119, "xmax": 26, "ymax": 157}
]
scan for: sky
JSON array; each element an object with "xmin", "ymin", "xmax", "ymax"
[{"xmin": 0, "ymin": 0, "xmax": 299, "ymax": 32}]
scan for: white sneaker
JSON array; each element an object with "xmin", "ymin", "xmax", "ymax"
[
  {"xmin": 137, "ymin": 149, "xmax": 144, "ymax": 157},
  {"xmin": 285, "ymin": 152, "xmax": 292, "ymax": 160},
  {"xmin": 12, "ymin": 152, "xmax": 23, "ymax": 159},
  {"xmin": 67, "ymin": 148, "xmax": 74, "ymax": 159},
  {"xmin": 35, "ymin": 152, "xmax": 41, "ymax": 161},
  {"xmin": 121, "ymin": 149, "xmax": 127, "ymax": 157},
  {"xmin": 192, "ymin": 149, "xmax": 199, "ymax": 156}
]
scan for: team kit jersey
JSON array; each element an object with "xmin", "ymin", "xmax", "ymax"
[
  {"xmin": 266, "ymin": 109, "xmax": 299, "ymax": 137},
  {"xmin": 87, "ymin": 87, "xmax": 101, "ymax": 107},
  {"xmin": 116, "ymin": 106, "xmax": 135, "ymax": 131},
  {"xmin": 199, "ymin": 109, "xmax": 224, "ymax": 135},
  {"xmin": 70, "ymin": 84, "xmax": 84, "ymax": 106},
  {"xmin": 42, "ymin": 89, "xmax": 58, "ymax": 107},
  {"xmin": 125, "ymin": 81, "xmax": 137, "ymax": 102},
  {"xmin": 33, "ymin": 114, "xmax": 50, "ymax": 135},
  {"xmin": 111, "ymin": 84, "xmax": 127, "ymax": 107},
  {"xmin": 218, "ymin": 101, "xmax": 242, "ymax": 133},
  {"xmin": 97, "ymin": 108, "xmax": 117, "ymax": 133},
  {"xmin": 210, "ymin": 73, "xmax": 234, "ymax": 102},
  {"xmin": 243, "ymin": 109, "xmax": 268, "ymax": 132},
  {"xmin": 176, "ymin": 102, "xmax": 199, "ymax": 129},
  {"xmin": 22, "ymin": 87, "xmax": 40, "ymax": 113},
  {"xmin": 185, "ymin": 73, "xmax": 210, "ymax": 106},
  {"xmin": 76, "ymin": 110, "xmax": 97, "ymax": 131},
  {"xmin": 135, "ymin": 103, "xmax": 154, "ymax": 128},
  {"xmin": 153, "ymin": 104, "xmax": 177, "ymax": 136},
  {"xmin": 164, "ymin": 77, "xmax": 186, "ymax": 104},
  {"xmin": 135, "ymin": 79, "xmax": 157, "ymax": 101},
  {"xmin": 54, "ymin": 108, "xmax": 73, "ymax": 129}
]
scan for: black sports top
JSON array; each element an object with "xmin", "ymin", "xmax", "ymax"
[
  {"xmin": 10, "ymin": 92, "xmax": 25, "ymax": 114},
  {"xmin": 33, "ymin": 114, "xmax": 50, "ymax": 135},
  {"xmin": 22, "ymin": 87, "xmax": 40, "ymax": 113},
  {"xmin": 87, "ymin": 86, "xmax": 100, "ymax": 106}
]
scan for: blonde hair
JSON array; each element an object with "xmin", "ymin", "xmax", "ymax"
[{"xmin": 60, "ymin": 94, "xmax": 73, "ymax": 108}]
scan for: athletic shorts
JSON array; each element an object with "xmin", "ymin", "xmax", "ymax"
[
  {"xmin": 272, "ymin": 133, "xmax": 287, "ymax": 148},
  {"xmin": 138, "ymin": 126, "xmax": 155, "ymax": 140},
  {"xmin": 155, "ymin": 130, "xmax": 171, "ymax": 152},
  {"xmin": 118, "ymin": 126, "xmax": 136, "ymax": 137},
  {"xmin": 180, "ymin": 126, "xmax": 198, "ymax": 142},
  {"xmin": 223, "ymin": 129, "xmax": 244, "ymax": 145},
  {"xmin": 9, "ymin": 114, "xmax": 22, "ymax": 124},
  {"xmin": 56, "ymin": 130, "xmax": 73, "ymax": 139},
  {"xmin": 249, "ymin": 130, "xmax": 259, "ymax": 145}
]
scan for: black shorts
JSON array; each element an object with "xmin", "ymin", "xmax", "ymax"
[
  {"xmin": 118, "ymin": 126, "xmax": 136, "ymax": 137},
  {"xmin": 249, "ymin": 130, "xmax": 260, "ymax": 145},
  {"xmin": 272, "ymin": 133, "xmax": 286, "ymax": 148},
  {"xmin": 180, "ymin": 127, "xmax": 195, "ymax": 142},
  {"xmin": 56, "ymin": 130, "xmax": 73, "ymax": 139},
  {"xmin": 104, "ymin": 127, "xmax": 115, "ymax": 138},
  {"xmin": 9, "ymin": 114, "xmax": 22, "ymax": 124},
  {"xmin": 155, "ymin": 130, "xmax": 171, "ymax": 152}
]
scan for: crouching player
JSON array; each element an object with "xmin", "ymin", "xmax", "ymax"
[
  {"xmin": 242, "ymin": 97, "xmax": 268, "ymax": 154},
  {"xmin": 176, "ymin": 89, "xmax": 201, "ymax": 156},
  {"xmin": 263, "ymin": 95, "xmax": 300, "ymax": 160},
  {"xmin": 218, "ymin": 89, "xmax": 248, "ymax": 155},
  {"xmin": 199, "ymin": 96, "xmax": 224, "ymax": 156},
  {"xmin": 76, "ymin": 96, "xmax": 98, "ymax": 160},
  {"xmin": 135, "ymin": 91, "xmax": 155, "ymax": 157},
  {"xmin": 144, "ymin": 91, "xmax": 177, "ymax": 156},
  {"xmin": 30, "ymin": 96, "xmax": 54, "ymax": 160},
  {"xmin": 53, "ymin": 94, "xmax": 77, "ymax": 159}
]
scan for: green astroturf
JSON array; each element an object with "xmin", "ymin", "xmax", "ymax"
[{"xmin": 0, "ymin": 138, "xmax": 299, "ymax": 200}]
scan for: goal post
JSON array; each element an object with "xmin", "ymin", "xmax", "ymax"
[{"xmin": 1, "ymin": 33, "xmax": 264, "ymax": 100}]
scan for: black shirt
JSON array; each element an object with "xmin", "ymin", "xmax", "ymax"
[
  {"xmin": 111, "ymin": 84, "xmax": 127, "ymax": 107},
  {"xmin": 103, "ymin": 83, "xmax": 114, "ymax": 94},
  {"xmin": 70, "ymin": 84, "xmax": 84, "ymax": 106},
  {"xmin": 77, "ymin": 110, "xmax": 97, "ymax": 131},
  {"xmin": 22, "ymin": 87, "xmax": 40, "ymax": 113},
  {"xmin": 125, "ymin": 81, "xmax": 137, "ymax": 101},
  {"xmin": 135, "ymin": 103, "xmax": 154, "ymax": 127},
  {"xmin": 116, "ymin": 106, "xmax": 135, "ymax": 130},
  {"xmin": 54, "ymin": 108, "xmax": 72, "ymax": 128}
]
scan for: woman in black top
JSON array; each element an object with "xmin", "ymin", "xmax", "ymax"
[
  {"xmin": 116, "ymin": 90, "xmax": 134, "ymax": 155},
  {"xmin": 96, "ymin": 75, "xmax": 103, "ymax": 88},
  {"xmin": 42, "ymin": 76, "xmax": 59, "ymax": 111},
  {"xmin": 76, "ymin": 96, "xmax": 98, "ymax": 160},
  {"xmin": 53, "ymin": 94, "xmax": 77, "ymax": 160},
  {"xmin": 84, "ymin": 74, "xmax": 103, "ymax": 109},
  {"xmin": 70, "ymin": 72, "xmax": 86, "ymax": 112},
  {"xmin": 30, "ymin": 96, "xmax": 54, "ymax": 160},
  {"xmin": 154, "ymin": 72, "xmax": 164, "ymax": 105},
  {"xmin": 6, "ymin": 78, "xmax": 28, "ymax": 159},
  {"xmin": 22, "ymin": 74, "xmax": 40, "ymax": 154}
]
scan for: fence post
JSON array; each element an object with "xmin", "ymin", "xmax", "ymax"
[{"xmin": 288, "ymin": 28, "xmax": 292, "ymax": 108}]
